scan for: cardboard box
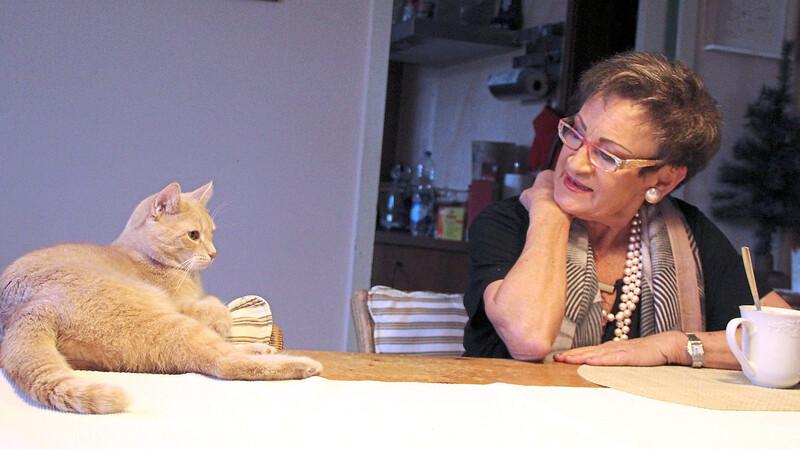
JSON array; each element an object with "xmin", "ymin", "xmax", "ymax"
[{"xmin": 436, "ymin": 206, "xmax": 466, "ymax": 241}]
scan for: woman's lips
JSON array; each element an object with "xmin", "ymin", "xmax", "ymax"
[{"xmin": 563, "ymin": 174, "xmax": 593, "ymax": 193}]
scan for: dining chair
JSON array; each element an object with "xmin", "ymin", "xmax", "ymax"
[
  {"xmin": 775, "ymin": 288, "xmax": 800, "ymax": 310},
  {"xmin": 350, "ymin": 286, "xmax": 468, "ymax": 356},
  {"xmin": 351, "ymin": 289, "xmax": 376, "ymax": 353},
  {"xmin": 269, "ymin": 324, "xmax": 284, "ymax": 351}
]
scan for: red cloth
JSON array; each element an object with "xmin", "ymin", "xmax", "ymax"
[{"xmin": 528, "ymin": 105, "xmax": 560, "ymax": 171}]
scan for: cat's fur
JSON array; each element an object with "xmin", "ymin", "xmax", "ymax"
[{"xmin": 0, "ymin": 181, "xmax": 322, "ymax": 414}]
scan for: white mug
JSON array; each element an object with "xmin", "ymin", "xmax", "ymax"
[{"xmin": 726, "ymin": 305, "xmax": 800, "ymax": 388}]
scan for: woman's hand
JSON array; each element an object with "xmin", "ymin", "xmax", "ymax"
[
  {"xmin": 520, "ymin": 170, "xmax": 571, "ymax": 222},
  {"xmin": 553, "ymin": 331, "xmax": 691, "ymax": 366},
  {"xmin": 519, "ymin": 170, "xmax": 553, "ymax": 211},
  {"xmin": 520, "ymin": 170, "xmax": 555, "ymax": 208}
]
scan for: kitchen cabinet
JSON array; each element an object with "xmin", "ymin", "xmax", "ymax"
[
  {"xmin": 390, "ymin": 17, "xmax": 521, "ymax": 67},
  {"xmin": 371, "ymin": 231, "xmax": 470, "ymax": 294}
]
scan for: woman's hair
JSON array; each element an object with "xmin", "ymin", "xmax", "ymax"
[{"xmin": 577, "ymin": 51, "xmax": 721, "ymax": 183}]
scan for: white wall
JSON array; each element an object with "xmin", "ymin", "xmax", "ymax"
[
  {"xmin": 691, "ymin": 0, "xmax": 798, "ymax": 260},
  {"xmin": 638, "ymin": 0, "xmax": 799, "ymax": 274},
  {"xmin": 0, "ymin": 1, "xmax": 390, "ymax": 351}
]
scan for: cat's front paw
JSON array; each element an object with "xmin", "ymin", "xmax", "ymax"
[
  {"xmin": 215, "ymin": 354, "xmax": 323, "ymax": 381},
  {"xmin": 269, "ymin": 355, "xmax": 323, "ymax": 379},
  {"xmin": 295, "ymin": 357, "xmax": 322, "ymax": 379},
  {"xmin": 236, "ymin": 342, "xmax": 278, "ymax": 355},
  {"xmin": 293, "ymin": 356, "xmax": 323, "ymax": 379}
]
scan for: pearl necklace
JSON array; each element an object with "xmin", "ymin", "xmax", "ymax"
[{"xmin": 602, "ymin": 212, "xmax": 642, "ymax": 341}]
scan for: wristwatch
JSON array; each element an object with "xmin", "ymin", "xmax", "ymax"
[{"xmin": 685, "ymin": 333, "xmax": 704, "ymax": 368}]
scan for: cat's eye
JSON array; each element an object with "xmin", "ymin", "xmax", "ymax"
[{"xmin": 188, "ymin": 230, "xmax": 200, "ymax": 241}]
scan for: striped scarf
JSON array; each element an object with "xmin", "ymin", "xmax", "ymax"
[{"xmin": 550, "ymin": 197, "xmax": 705, "ymax": 354}]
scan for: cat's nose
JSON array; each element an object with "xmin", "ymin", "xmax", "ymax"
[{"xmin": 208, "ymin": 251, "xmax": 216, "ymax": 260}]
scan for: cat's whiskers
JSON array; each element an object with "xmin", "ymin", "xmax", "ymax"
[
  {"xmin": 172, "ymin": 256, "xmax": 202, "ymax": 293},
  {"xmin": 211, "ymin": 200, "xmax": 231, "ymax": 222},
  {"xmin": 171, "ymin": 264, "xmax": 192, "ymax": 294}
]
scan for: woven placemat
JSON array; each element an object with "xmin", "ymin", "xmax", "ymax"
[{"xmin": 578, "ymin": 365, "xmax": 800, "ymax": 411}]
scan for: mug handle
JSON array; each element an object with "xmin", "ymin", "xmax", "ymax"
[{"xmin": 726, "ymin": 318, "xmax": 756, "ymax": 378}]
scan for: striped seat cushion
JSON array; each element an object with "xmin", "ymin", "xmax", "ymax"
[
  {"xmin": 227, "ymin": 295, "xmax": 274, "ymax": 345},
  {"xmin": 368, "ymin": 285, "xmax": 467, "ymax": 356}
]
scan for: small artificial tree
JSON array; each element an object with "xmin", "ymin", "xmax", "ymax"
[{"xmin": 712, "ymin": 41, "xmax": 800, "ymax": 271}]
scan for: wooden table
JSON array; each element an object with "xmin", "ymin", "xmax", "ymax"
[{"xmin": 287, "ymin": 350, "xmax": 597, "ymax": 387}]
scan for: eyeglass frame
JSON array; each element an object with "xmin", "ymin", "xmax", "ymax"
[{"xmin": 557, "ymin": 117, "xmax": 665, "ymax": 172}]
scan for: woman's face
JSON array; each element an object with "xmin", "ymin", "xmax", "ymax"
[{"xmin": 552, "ymin": 94, "xmax": 662, "ymax": 228}]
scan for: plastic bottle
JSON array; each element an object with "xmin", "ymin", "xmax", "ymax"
[
  {"xmin": 401, "ymin": 0, "xmax": 417, "ymax": 22},
  {"xmin": 409, "ymin": 151, "xmax": 435, "ymax": 237}
]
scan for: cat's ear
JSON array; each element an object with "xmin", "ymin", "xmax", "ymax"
[
  {"xmin": 189, "ymin": 181, "xmax": 213, "ymax": 206},
  {"xmin": 151, "ymin": 182, "xmax": 182, "ymax": 220}
]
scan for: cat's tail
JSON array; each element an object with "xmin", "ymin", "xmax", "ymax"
[{"xmin": 0, "ymin": 308, "xmax": 131, "ymax": 414}]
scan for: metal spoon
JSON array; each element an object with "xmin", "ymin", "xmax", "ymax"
[{"xmin": 741, "ymin": 246, "xmax": 762, "ymax": 311}]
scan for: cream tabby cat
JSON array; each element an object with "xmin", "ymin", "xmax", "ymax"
[{"xmin": 0, "ymin": 181, "xmax": 322, "ymax": 414}]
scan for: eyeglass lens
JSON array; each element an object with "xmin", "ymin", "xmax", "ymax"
[{"xmin": 559, "ymin": 122, "xmax": 618, "ymax": 172}]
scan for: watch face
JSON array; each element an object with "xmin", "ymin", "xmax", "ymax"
[{"xmin": 686, "ymin": 334, "xmax": 704, "ymax": 367}]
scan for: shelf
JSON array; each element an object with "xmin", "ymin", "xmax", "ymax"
[
  {"xmin": 390, "ymin": 18, "xmax": 521, "ymax": 67},
  {"xmin": 374, "ymin": 230, "xmax": 467, "ymax": 253}
]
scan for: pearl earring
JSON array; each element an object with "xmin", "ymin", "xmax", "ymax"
[{"xmin": 645, "ymin": 187, "xmax": 661, "ymax": 204}]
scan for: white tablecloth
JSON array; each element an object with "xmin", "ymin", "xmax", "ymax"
[{"xmin": 1, "ymin": 369, "xmax": 798, "ymax": 448}]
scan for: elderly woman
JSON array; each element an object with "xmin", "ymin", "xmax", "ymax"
[{"xmin": 464, "ymin": 51, "xmax": 790, "ymax": 368}]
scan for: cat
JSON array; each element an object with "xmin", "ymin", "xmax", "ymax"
[{"xmin": 0, "ymin": 181, "xmax": 322, "ymax": 414}]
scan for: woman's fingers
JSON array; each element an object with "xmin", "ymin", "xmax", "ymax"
[{"xmin": 554, "ymin": 335, "xmax": 671, "ymax": 366}]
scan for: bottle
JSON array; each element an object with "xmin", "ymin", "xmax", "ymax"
[
  {"xmin": 490, "ymin": 0, "xmax": 522, "ymax": 30},
  {"xmin": 401, "ymin": 0, "xmax": 417, "ymax": 22},
  {"xmin": 409, "ymin": 151, "xmax": 435, "ymax": 237},
  {"xmin": 379, "ymin": 164, "xmax": 411, "ymax": 231}
]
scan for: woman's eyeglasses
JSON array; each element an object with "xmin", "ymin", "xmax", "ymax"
[{"xmin": 557, "ymin": 117, "xmax": 664, "ymax": 173}]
